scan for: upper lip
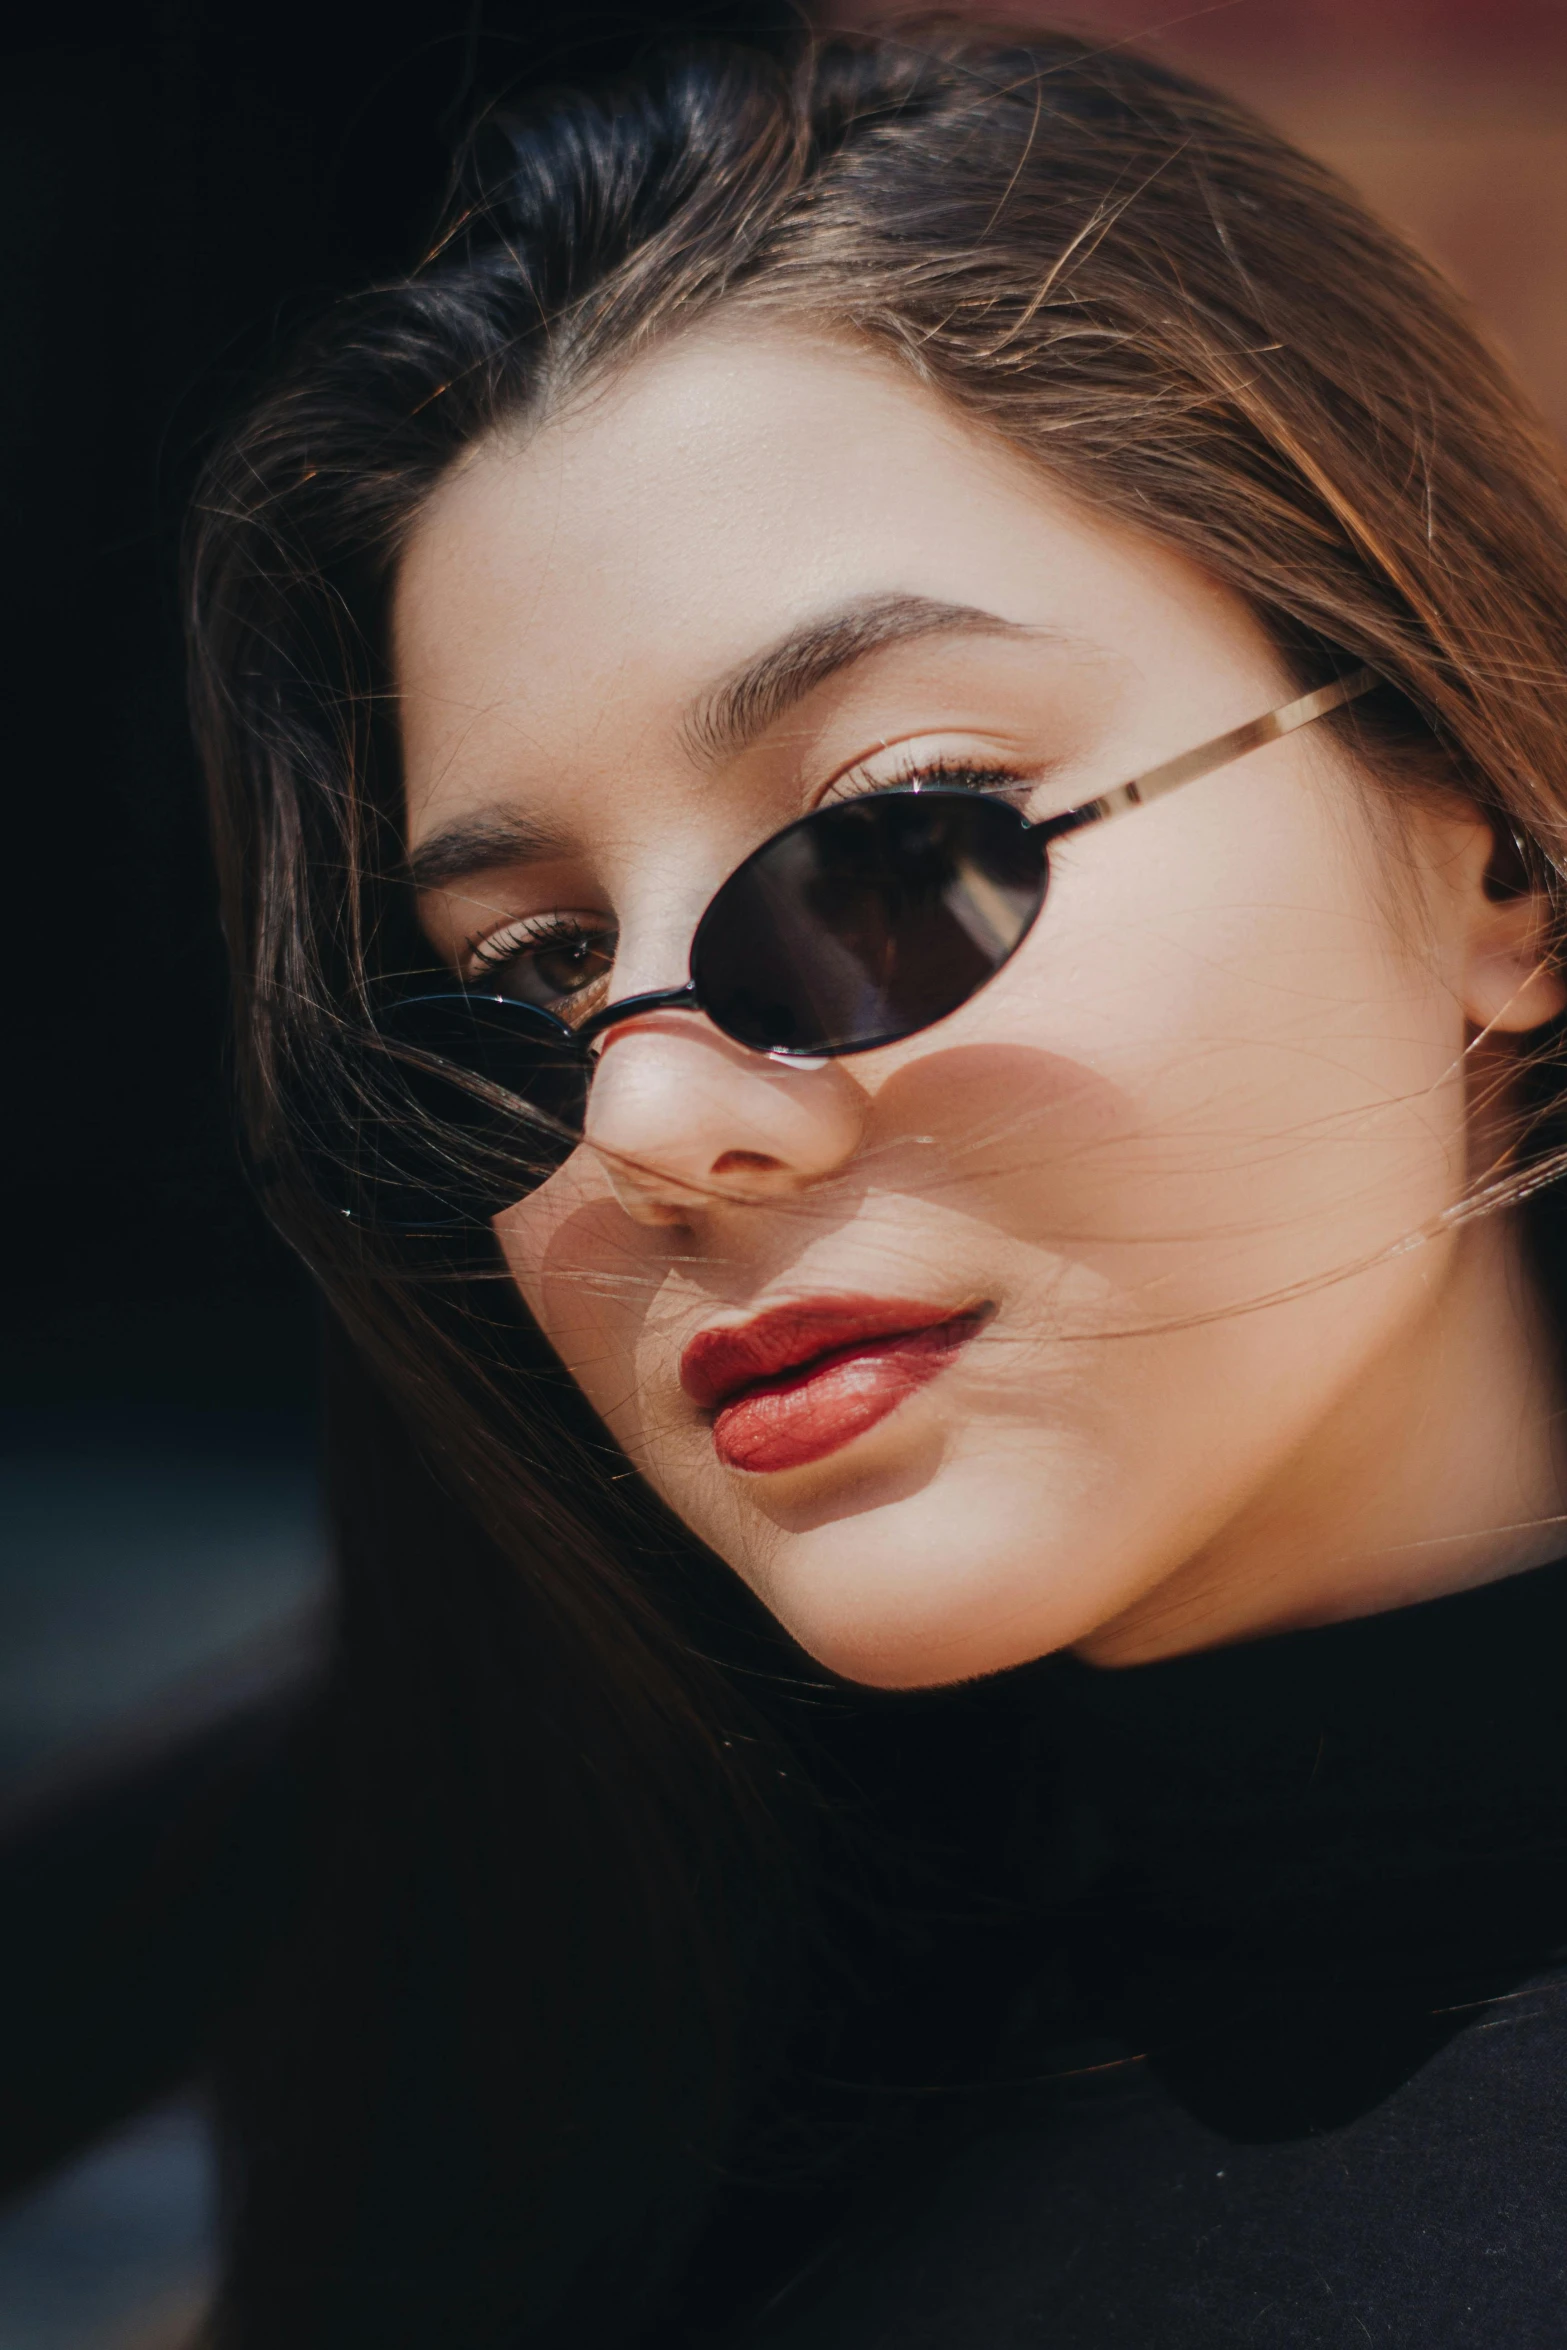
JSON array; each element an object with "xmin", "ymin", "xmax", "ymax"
[{"xmin": 680, "ymin": 1295, "xmax": 987, "ymax": 1412}]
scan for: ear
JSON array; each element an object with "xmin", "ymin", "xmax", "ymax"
[{"xmin": 1452, "ymin": 814, "xmax": 1567, "ymax": 1036}]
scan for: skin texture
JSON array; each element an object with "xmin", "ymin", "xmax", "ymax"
[{"xmin": 395, "ymin": 322, "xmax": 1567, "ymax": 1687}]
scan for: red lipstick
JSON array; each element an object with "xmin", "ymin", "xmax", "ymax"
[{"xmin": 681, "ymin": 1297, "xmax": 989, "ymax": 1475}]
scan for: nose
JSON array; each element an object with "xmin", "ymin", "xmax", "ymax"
[{"xmin": 582, "ymin": 1017, "xmax": 867, "ymax": 1224}]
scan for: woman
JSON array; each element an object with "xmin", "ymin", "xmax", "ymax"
[{"xmin": 186, "ymin": 22, "xmax": 1567, "ymax": 2346}]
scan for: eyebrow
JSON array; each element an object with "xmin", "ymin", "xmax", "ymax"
[
  {"xmin": 681, "ymin": 592, "xmax": 1041, "ymax": 767},
  {"xmin": 407, "ymin": 809, "xmax": 571, "ymax": 894},
  {"xmin": 407, "ymin": 592, "xmax": 1050, "ymax": 894}
]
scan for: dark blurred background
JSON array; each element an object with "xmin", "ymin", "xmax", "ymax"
[
  {"xmin": 1, "ymin": 0, "xmax": 790, "ymax": 1427},
  {"xmin": 0, "ymin": 8, "xmax": 796, "ymax": 2344},
  {"xmin": 2, "ymin": 1, "xmax": 1564, "ymax": 2342}
]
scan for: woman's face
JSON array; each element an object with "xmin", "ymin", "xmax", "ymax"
[{"xmin": 396, "ymin": 323, "xmax": 1562, "ymax": 1686}]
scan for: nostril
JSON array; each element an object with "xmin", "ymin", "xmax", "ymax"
[{"xmin": 711, "ymin": 1149, "xmax": 784, "ymax": 1177}]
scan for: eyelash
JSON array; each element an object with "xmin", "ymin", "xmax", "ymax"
[
  {"xmin": 466, "ymin": 909, "xmax": 603, "ymax": 978},
  {"xmin": 820, "ymin": 753, "xmax": 1034, "ymax": 808}
]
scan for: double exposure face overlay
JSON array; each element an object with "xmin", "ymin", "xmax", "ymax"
[{"xmin": 396, "ymin": 324, "xmax": 1566, "ymax": 1686}]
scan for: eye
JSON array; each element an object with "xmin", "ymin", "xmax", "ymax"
[
  {"xmin": 817, "ymin": 751, "xmax": 1037, "ymax": 812},
  {"xmin": 467, "ymin": 911, "xmax": 618, "ymax": 1024}
]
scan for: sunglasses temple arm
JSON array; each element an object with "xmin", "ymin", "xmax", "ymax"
[
  {"xmin": 576, "ymin": 981, "xmax": 702, "ymax": 1050},
  {"xmin": 1038, "ymin": 666, "xmax": 1381, "ymax": 840}
]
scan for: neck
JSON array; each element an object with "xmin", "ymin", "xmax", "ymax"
[{"xmin": 1079, "ymin": 1208, "xmax": 1567, "ymax": 1667}]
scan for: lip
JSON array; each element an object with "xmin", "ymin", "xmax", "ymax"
[{"xmin": 681, "ymin": 1295, "xmax": 991, "ymax": 1475}]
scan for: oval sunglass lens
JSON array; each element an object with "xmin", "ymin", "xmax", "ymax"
[
  {"xmin": 357, "ymin": 994, "xmax": 589, "ymax": 1224},
  {"xmin": 693, "ymin": 791, "xmax": 1047, "ymax": 1056},
  {"xmin": 382, "ymin": 995, "xmax": 589, "ymax": 1127}
]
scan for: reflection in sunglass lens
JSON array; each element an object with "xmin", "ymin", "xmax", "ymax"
[{"xmin": 691, "ymin": 790, "xmax": 1049, "ymax": 1055}]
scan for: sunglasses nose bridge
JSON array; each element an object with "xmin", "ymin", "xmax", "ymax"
[{"xmin": 575, "ymin": 981, "xmax": 703, "ymax": 1054}]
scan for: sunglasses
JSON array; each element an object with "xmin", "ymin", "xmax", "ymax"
[{"xmin": 355, "ymin": 666, "xmax": 1377, "ymax": 1227}]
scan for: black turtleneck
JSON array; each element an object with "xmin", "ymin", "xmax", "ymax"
[{"xmin": 741, "ymin": 1557, "xmax": 1567, "ymax": 2349}]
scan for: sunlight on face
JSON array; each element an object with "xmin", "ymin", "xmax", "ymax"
[{"xmin": 393, "ymin": 322, "xmax": 1565, "ymax": 1686}]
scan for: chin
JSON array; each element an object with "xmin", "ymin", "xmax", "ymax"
[
  {"xmin": 735, "ymin": 1478, "xmax": 1106, "ymax": 1691},
  {"xmin": 768, "ymin": 1583, "xmax": 1035, "ymax": 1691}
]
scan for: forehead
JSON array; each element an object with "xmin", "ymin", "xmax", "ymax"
[{"xmin": 390, "ymin": 321, "xmax": 1239, "ymax": 828}]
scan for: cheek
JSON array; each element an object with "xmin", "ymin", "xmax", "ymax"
[
  {"xmin": 950, "ymin": 802, "xmax": 1468, "ymax": 1299},
  {"xmin": 495, "ymin": 1171, "xmax": 734, "ymax": 1509},
  {"xmin": 494, "ymin": 1161, "xmax": 656, "ymax": 1420}
]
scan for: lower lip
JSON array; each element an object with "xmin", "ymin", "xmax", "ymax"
[{"xmin": 709, "ymin": 1315, "xmax": 985, "ymax": 1475}]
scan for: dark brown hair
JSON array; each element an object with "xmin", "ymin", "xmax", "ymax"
[{"xmin": 187, "ymin": 23, "xmax": 1567, "ymax": 2344}]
